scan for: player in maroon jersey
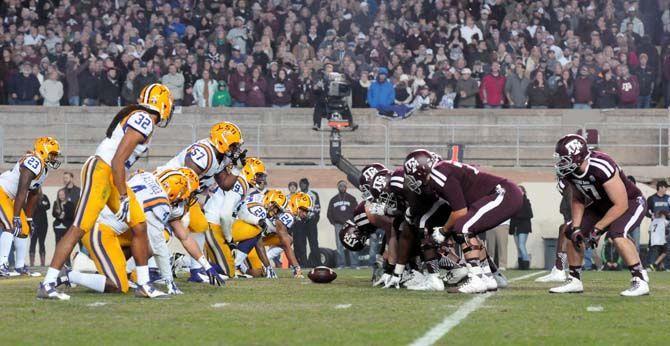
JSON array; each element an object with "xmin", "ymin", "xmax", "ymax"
[
  {"xmin": 404, "ymin": 149, "xmax": 523, "ymax": 293},
  {"xmin": 550, "ymin": 134, "xmax": 649, "ymax": 296}
]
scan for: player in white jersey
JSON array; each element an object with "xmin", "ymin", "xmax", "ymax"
[
  {"xmin": 55, "ymin": 169, "xmax": 223, "ymax": 297},
  {"xmin": 226, "ymin": 190, "xmax": 290, "ymax": 278},
  {"xmin": 157, "ymin": 121, "xmax": 245, "ymax": 282},
  {"xmin": 247, "ymin": 191, "xmax": 313, "ymax": 278},
  {"xmin": 0, "ymin": 137, "xmax": 61, "ymax": 277},
  {"xmin": 39, "ymin": 84, "xmax": 174, "ymax": 300},
  {"xmin": 204, "ymin": 157, "xmax": 267, "ymax": 277}
]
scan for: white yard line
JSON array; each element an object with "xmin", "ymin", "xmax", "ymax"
[{"xmin": 409, "ymin": 270, "xmax": 546, "ymax": 346}]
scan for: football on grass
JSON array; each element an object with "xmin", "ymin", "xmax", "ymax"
[{"xmin": 308, "ymin": 266, "xmax": 337, "ymax": 284}]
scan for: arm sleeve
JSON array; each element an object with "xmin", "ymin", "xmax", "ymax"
[
  {"xmin": 646, "ymin": 196, "xmax": 654, "ymax": 218},
  {"xmin": 221, "ymin": 192, "xmax": 242, "ymax": 243}
]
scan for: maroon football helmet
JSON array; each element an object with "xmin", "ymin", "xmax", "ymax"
[
  {"xmin": 339, "ymin": 221, "xmax": 368, "ymax": 251},
  {"xmin": 368, "ymin": 169, "xmax": 398, "ymax": 214},
  {"xmin": 554, "ymin": 134, "xmax": 590, "ymax": 177},
  {"xmin": 359, "ymin": 163, "xmax": 387, "ymax": 201},
  {"xmin": 403, "ymin": 149, "xmax": 437, "ymax": 193}
]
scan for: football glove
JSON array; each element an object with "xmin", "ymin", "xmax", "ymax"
[
  {"xmin": 265, "ymin": 266, "xmax": 278, "ymax": 279},
  {"xmin": 291, "ymin": 265, "xmax": 304, "ymax": 278},
  {"xmin": 567, "ymin": 226, "xmax": 585, "ymax": 250},
  {"xmin": 166, "ymin": 280, "xmax": 183, "ymax": 295},
  {"xmin": 431, "ymin": 227, "xmax": 446, "ymax": 244},
  {"xmin": 404, "ymin": 208, "xmax": 418, "ymax": 226},
  {"xmin": 206, "ymin": 266, "xmax": 225, "ymax": 286},
  {"xmin": 27, "ymin": 218, "xmax": 35, "ymax": 238},
  {"xmin": 586, "ymin": 228, "xmax": 603, "ymax": 249},
  {"xmin": 12, "ymin": 216, "xmax": 22, "ymax": 237},
  {"xmin": 115, "ymin": 194, "xmax": 131, "ymax": 222}
]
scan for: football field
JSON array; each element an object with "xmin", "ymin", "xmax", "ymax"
[{"xmin": 2, "ymin": 269, "xmax": 670, "ymax": 345}]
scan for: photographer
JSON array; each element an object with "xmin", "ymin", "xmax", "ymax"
[{"xmin": 311, "ymin": 63, "xmax": 355, "ymax": 130}]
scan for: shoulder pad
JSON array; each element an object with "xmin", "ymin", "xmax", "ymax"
[
  {"xmin": 21, "ymin": 154, "xmax": 44, "ymax": 177},
  {"xmin": 124, "ymin": 111, "xmax": 155, "ymax": 139}
]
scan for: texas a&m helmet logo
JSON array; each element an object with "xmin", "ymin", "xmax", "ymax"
[
  {"xmin": 404, "ymin": 157, "xmax": 420, "ymax": 174},
  {"xmin": 565, "ymin": 139, "xmax": 584, "ymax": 155}
]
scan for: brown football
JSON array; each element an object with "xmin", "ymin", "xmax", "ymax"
[{"xmin": 308, "ymin": 266, "xmax": 337, "ymax": 284}]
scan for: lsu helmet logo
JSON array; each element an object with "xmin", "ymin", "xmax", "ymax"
[{"xmin": 565, "ymin": 139, "xmax": 583, "ymax": 155}]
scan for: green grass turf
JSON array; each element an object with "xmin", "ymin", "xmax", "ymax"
[{"xmin": 1, "ymin": 269, "xmax": 669, "ymax": 345}]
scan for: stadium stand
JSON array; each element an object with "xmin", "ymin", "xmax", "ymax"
[{"xmin": 0, "ymin": 0, "xmax": 669, "ymax": 111}]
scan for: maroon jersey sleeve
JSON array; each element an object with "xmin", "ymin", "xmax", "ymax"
[
  {"xmin": 430, "ymin": 162, "xmax": 467, "ymax": 211},
  {"xmin": 351, "ymin": 201, "xmax": 376, "ymax": 235},
  {"xmin": 389, "ymin": 168, "xmax": 405, "ymax": 195}
]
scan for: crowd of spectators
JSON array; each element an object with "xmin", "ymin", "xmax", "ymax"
[{"xmin": 1, "ymin": 0, "xmax": 670, "ymax": 111}]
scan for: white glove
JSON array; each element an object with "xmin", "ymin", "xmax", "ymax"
[
  {"xmin": 115, "ymin": 195, "xmax": 131, "ymax": 222},
  {"xmin": 166, "ymin": 280, "xmax": 183, "ymax": 295},
  {"xmin": 383, "ymin": 274, "xmax": 401, "ymax": 289},
  {"xmin": 432, "ymin": 227, "xmax": 446, "ymax": 244},
  {"xmin": 265, "ymin": 266, "xmax": 278, "ymax": 279},
  {"xmin": 369, "ymin": 203, "xmax": 385, "ymax": 216}
]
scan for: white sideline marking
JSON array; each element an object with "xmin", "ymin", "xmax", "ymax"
[
  {"xmin": 87, "ymin": 302, "xmax": 108, "ymax": 307},
  {"xmin": 410, "ymin": 271, "xmax": 546, "ymax": 346},
  {"xmin": 211, "ymin": 303, "xmax": 229, "ymax": 308},
  {"xmin": 335, "ymin": 304, "xmax": 352, "ymax": 309}
]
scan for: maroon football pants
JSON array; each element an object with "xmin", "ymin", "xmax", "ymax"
[{"xmin": 452, "ymin": 181, "xmax": 523, "ymax": 236}]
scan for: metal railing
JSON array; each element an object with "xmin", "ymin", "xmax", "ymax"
[{"xmin": 1, "ymin": 121, "xmax": 669, "ymax": 167}]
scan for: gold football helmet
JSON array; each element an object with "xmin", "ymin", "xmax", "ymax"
[
  {"xmin": 178, "ymin": 167, "xmax": 200, "ymax": 206},
  {"xmin": 33, "ymin": 136, "xmax": 61, "ymax": 169},
  {"xmin": 288, "ymin": 192, "xmax": 312, "ymax": 219},
  {"xmin": 242, "ymin": 157, "xmax": 267, "ymax": 190},
  {"xmin": 209, "ymin": 121, "xmax": 243, "ymax": 155},
  {"xmin": 263, "ymin": 189, "xmax": 287, "ymax": 218},
  {"xmin": 138, "ymin": 83, "xmax": 174, "ymax": 128},
  {"xmin": 156, "ymin": 169, "xmax": 189, "ymax": 204}
]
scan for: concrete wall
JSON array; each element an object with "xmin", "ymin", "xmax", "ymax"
[{"xmin": 1, "ymin": 106, "xmax": 669, "ymax": 168}]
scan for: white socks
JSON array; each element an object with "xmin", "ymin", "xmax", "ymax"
[
  {"xmin": 394, "ymin": 264, "xmax": 406, "ymax": 276},
  {"xmin": 68, "ymin": 271, "xmax": 106, "ymax": 293},
  {"xmin": 136, "ymin": 265, "xmax": 149, "ymax": 285},
  {"xmin": 234, "ymin": 250, "xmax": 248, "ymax": 268},
  {"xmin": 13, "ymin": 236, "xmax": 28, "ymax": 268},
  {"xmin": 0, "ymin": 232, "xmax": 13, "ymax": 264},
  {"xmin": 44, "ymin": 267, "xmax": 61, "ymax": 284},
  {"xmin": 189, "ymin": 233, "xmax": 206, "ymax": 269}
]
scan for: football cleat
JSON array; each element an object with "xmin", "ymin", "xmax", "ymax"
[
  {"xmin": 373, "ymin": 273, "xmax": 392, "ymax": 287},
  {"xmin": 135, "ymin": 283, "xmax": 169, "ymax": 299},
  {"xmin": 187, "ymin": 268, "xmax": 209, "ymax": 283},
  {"xmin": 0, "ymin": 262, "xmax": 10, "ymax": 277},
  {"xmin": 482, "ymin": 273, "xmax": 498, "ymax": 291},
  {"xmin": 620, "ymin": 277, "xmax": 650, "ymax": 297},
  {"xmin": 494, "ymin": 271, "xmax": 508, "ymax": 289},
  {"xmin": 453, "ymin": 273, "xmax": 488, "ymax": 294},
  {"xmin": 440, "ymin": 266, "xmax": 469, "ymax": 285},
  {"xmin": 406, "ymin": 273, "xmax": 445, "ymax": 291},
  {"xmin": 401, "ymin": 270, "xmax": 426, "ymax": 288},
  {"xmin": 36, "ymin": 282, "xmax": 70, "ymax": 300},
  {"xmin": 166, "ymin": 280, "xmax": 183, "ymax": 295},
  {"xmin": 16, "ymin": 267, "xmax": 41, "ymax": 277},
  {"xmin": 383, "ymin": 274, "xmax": 402, "ymax": 289},
  {"xmin": 234, "ymin": 269, "xmax": 253, "ymax": 279},
  {"xmin": 549, "ymin": 276, "xmax": 584, "ymax": 294},
  {"xmin": 535, "ymin": 267, "xmax": 567, "ymax": 283}
]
